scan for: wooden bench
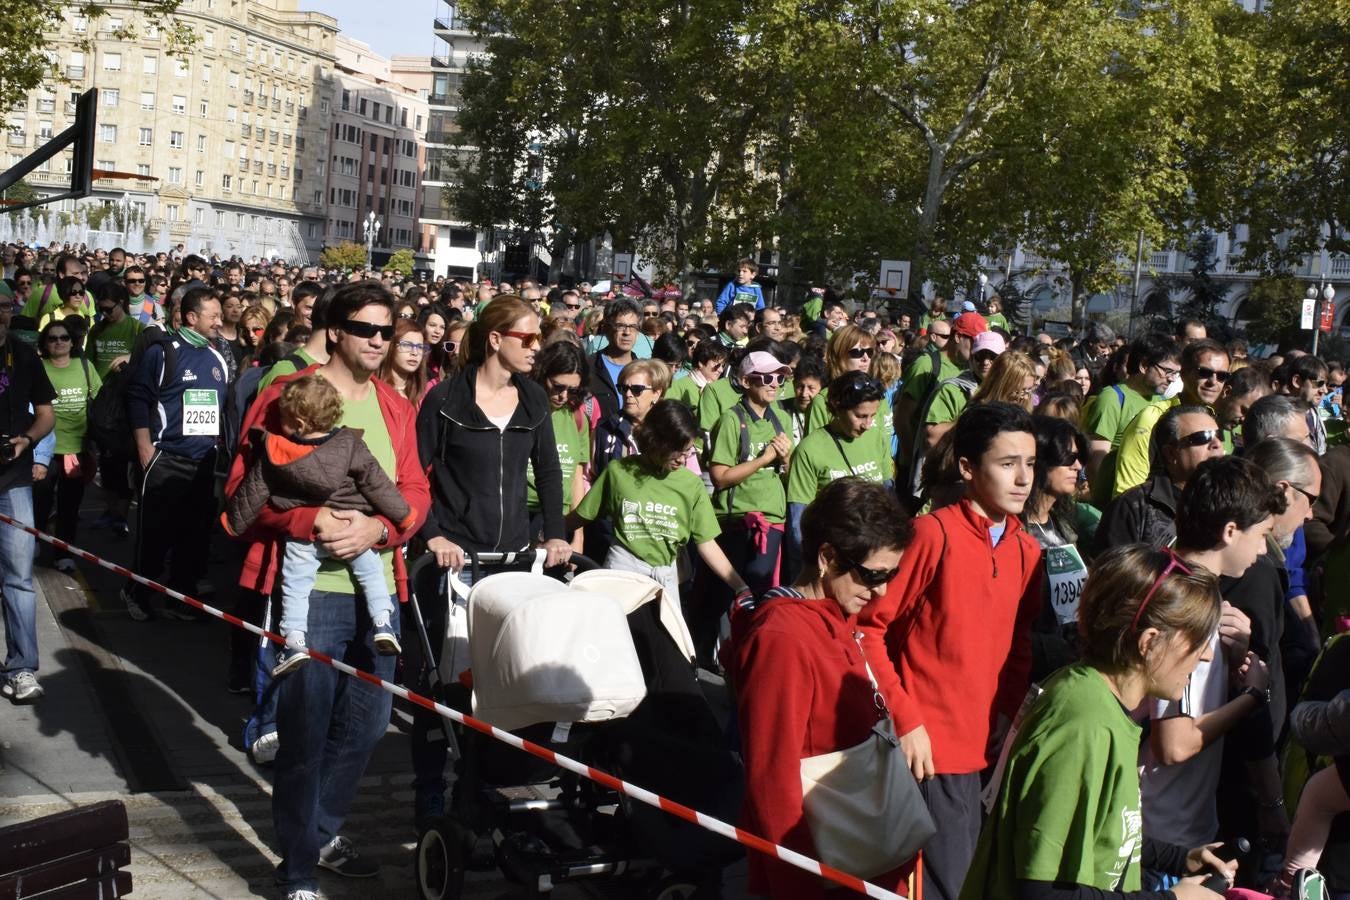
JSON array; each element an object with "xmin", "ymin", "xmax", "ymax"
[{"xmin": 0, "ymin": 800, "xmax": 132, "ymax": 899}]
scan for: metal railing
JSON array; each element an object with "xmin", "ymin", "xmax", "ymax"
[
  {"xmin": 67, "ymin": 65, "xmax": 85, "ymax": 78},
  {"xmin": 6, "ymin": 132, "xmax": 26, "ymax": 147},
  {"xmin": 1330, "ymin": 256, "xmax": 1350, "ymax": 277},
  {"xmin": 1148, "ymin": 251, "xmax": 1172, "ymax": 270}
]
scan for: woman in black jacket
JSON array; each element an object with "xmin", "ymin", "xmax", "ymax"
[{"xmin": 409, "ymin": 294, "xmax": 571, "ymax": 822}]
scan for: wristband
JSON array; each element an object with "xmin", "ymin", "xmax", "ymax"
[{"xmin": 1238, "ymin": 685, "xmax": 1270, "ymax": 706}]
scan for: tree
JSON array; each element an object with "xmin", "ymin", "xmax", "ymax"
[
  {"xmin": 382, "ymin": 248, "xmax": 415, "ymax": 277},
  {"xmin": 1162, "ymin": 232, "xmax": 1233, "ymax": 341},
  {"xmin": 0, "ymin": 2, "xmax": 192, "ymax": 106},
  {"xmin": 319, "ymin": 242, "xmax": 367, "ymax": 271},
  {"xmin": 1243, "ymin": 276, "xmax": 1306, "ymax": 351}
]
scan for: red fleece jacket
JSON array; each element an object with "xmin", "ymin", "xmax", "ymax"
[
  {"xmin": 735, "ymin": 593, "xmax": 910, "ymax": 900},
  {"xmin": 224, "ymin": 364, "xmax": 430, "ymax": 601},
  {"xmin": 858, "ymin": 499, "xmax": 1043, "ymax": 775}
]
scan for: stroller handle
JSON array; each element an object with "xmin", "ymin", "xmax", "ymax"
[{"xmin": 463, "ymin": 549, "xmax": 600, "ymax": 573}]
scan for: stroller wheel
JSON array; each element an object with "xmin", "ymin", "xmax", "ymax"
[
  {"xmin": 414, "ymin": 816, "xmax": 471, "ymax": 900},
  {"xmin": 648, "ymin": 875, "xmax": 704, "ymax": 900}
]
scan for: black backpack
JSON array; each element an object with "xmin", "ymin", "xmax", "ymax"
[{"xmin": 87, "ymin": 337, "xmax": 177, "ymax": 456}]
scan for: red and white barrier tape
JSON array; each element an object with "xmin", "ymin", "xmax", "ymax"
[{"xmin": 6, "ymin": 512, "xmax": 911, "ymax": 900}]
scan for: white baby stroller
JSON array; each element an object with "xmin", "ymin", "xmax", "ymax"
[{"xmin": 411, "ymin": 552, "xmax": 743, "ymax": 900}]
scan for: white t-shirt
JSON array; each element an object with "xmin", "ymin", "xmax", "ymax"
[{"xmin": 1139, "ymin": 632, "xmax": 1227, "ymax": 848}]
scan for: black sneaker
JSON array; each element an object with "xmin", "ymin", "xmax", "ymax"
[
  {"xmin": 271, "ymin": 646, "xmax": 309, "ymax": 679},
  {"xmin": 317, "ymin": 835, "xmax": 379, "ymax": 878}
]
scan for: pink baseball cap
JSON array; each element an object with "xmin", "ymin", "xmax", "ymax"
[
  {"xmin": 740, "ymin": 351, "xmax": 791, "ymax": 377},
  {"xmin": 972, "ymin": 331, "xmax": 1007, "ymax": 356}
]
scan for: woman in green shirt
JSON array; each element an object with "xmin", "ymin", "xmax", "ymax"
[
  {"xmin": 528, "ymin": 342, "xmax": 590, "ymax": 550},
  {"xmin": 785, "ymin": 372, "xmax": 891, "ymax": 581},
  {"xmin": 962, "ymin": 545, "xmax": 1237, "ymax": 900},
  {"xmin": 35, "ymin": 318, "xmax": 101, "ymax": 574},
  {"xmin": 567, "ymin": 400, "xmax": 748, "ymax": 606}
]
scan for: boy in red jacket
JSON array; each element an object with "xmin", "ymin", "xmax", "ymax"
[{"xmin": 859, "ymin": 402, "xmax": 1044, "ymax": 900}]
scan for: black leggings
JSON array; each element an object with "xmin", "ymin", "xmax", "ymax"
[{"xmin": 33, "ymin": 454, "xmax": 87, "ymax": 560}]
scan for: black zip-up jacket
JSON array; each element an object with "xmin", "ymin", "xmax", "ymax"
[
  {"xmin": 1092, "ymin": 473, "xmax": 1177, "ymax": 557},
  {"xmin": 416, "ymin": 363, "xmax": 564, "ymax": 552}
]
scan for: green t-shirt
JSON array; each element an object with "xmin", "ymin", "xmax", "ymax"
[
  {"xmin": 962, "ymin": 664, "xmax": 1144, "ymax": 899},
  {"xmin": 91, "ymin": 316, "xmax": 144, "ymax": 378},
  {"xmin": 698, "ymin": 378, "xmax": 741, "ymax": 434},
  {"xmin": 987, "ymin": 312, "xmax": 1009, "ymax": 332},
  {"xmin": 527, "ymin": 406, "xmax": 590, "ymax": 512},
  {"xmin": 44, "ymin": 359, "xmax": 102, "ymax": 455},
  {"xmin": 259, "ymin": 347, "xmax": 318, "ymax": 391},
  {"xmin": 805, "ymin": 387, "xmax": 894, "ymax": 452},
  {"xmin": 787, "ymin": 424, "xmax": 890, "ymax": 504},
  {"xmin": 926, "ymin": 375, "xmax": 976, "ymax": 425},
  {"xmin": 709, "ymin": 403, "xmax": 790, "ymax": 523},
  {"xmin": 575, "ymin": 456, "xmax": 720, "ymax": 566},
  {"xmin": 901, "ymin": 351, "xmax": 961, "ymax": 405},
  {"xmin": 800, "ymin": 295, "xmax": 823, "ymax": 326},
  {"xmin": 1082, "ymin": 381, "xmax": 1152, "ymax": 449},
  {"xmin": 314, "ymin": 387, "xmax": 396, "ymax": 595},
  {"xmin": 665, "ymin": 375, "xmax": 704, "ymax": 415}
]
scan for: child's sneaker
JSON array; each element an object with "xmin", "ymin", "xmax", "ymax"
[
  {"xmin": 373, "ymin": 623, "xmax": 401, "ymax": 656},
  {"xmin": 1294, "ymin": 868, "xmax": 1326, "ymax": 900},
  {"xmin": 272, "ymin": 633, "xmax": 310, "ymax": 678}
]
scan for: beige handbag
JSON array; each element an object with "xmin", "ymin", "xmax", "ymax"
[{"xmin": 798, "ymin": 633, "xmax": 936, "ymax": 879}]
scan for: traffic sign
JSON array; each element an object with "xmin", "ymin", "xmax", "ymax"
[{"xmin": 1302, "ymin": 297, "xmax": 1316, "ymax": 330}]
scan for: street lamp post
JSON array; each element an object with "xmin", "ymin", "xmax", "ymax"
[
  {"xmin": 977, "ymin": 272, "xmax": 988, "ymax": 310},
  {"xmin": 363, "ymin": 210, "xmax": 381, "ymax": 270},
  {"xmin": 1309, "ymin": 280, "xmax": 1336, "ymax": 356}
]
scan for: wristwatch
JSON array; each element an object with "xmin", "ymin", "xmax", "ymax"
[{"xmin": 1238, "ymin": 685, "xmax": 1271, "ymax": 706}]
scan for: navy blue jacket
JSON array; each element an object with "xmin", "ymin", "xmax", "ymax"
[{"xmin": 126, "ymin": 331, "xmax": 229, "ymax": 460}]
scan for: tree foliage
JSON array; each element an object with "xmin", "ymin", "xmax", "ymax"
[
  {"xmin": 0, "ymin": 2, "xmax": 192, "ymax": 106},
  {"xmin": 319, "ymin": 242, "xmax": 368, "ymax": 271},
  {"xmin": 1243, "ymin": 276, "xmax": 1307, "ymax": 351},
  {"xmin": 382, "ymin": 248, "xmax": 415, "ymax": 277}
]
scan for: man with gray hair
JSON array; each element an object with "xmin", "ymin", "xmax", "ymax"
[
  {"xmin": 1243, "ymin": 394, "xmax": 1312, "ymax": 448},
  {"xmin": 1073, "ymin": 320, "xmax": 1116, "ymax": 380},
  {"xmin": 1213, "ymin": 437, "xmax": 1321, "ymax": 843}
]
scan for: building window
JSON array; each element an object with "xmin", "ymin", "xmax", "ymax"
[
  {"xmin": 138, "ymin": 127, "xmax": 152, "ymax": 145},
  {"xmin": 142, "ymin": 55, "xmax": 156, "ymax": 75},
  {"xmin": 320, "ymin": 98, "xmax": 330, "ymax": 115},
  {"xmin": 193, "ymin": 207, "xmax": 204, "ymax": 226},
  {"xmin": 97, "ymin": 158, "xmax": 114, "ymax": 174},
  {"xmin": 136, "ymin": 163, "xmax": 151, "ymax": 177},
  {"xmin": 313, "ymin": 190, "xmax": 322, "ymax": 205},
  {"xmin": 222, "ymin": 174, "xmax": 232, "ymax": 190},
  {"xmin": 228, "ymin": 71, "xmax": 239, "ymax": 89},
  {"xmin": 103, "ymin": 52, "xmax": 122, "ymax": 71},
  {"xmin": 102, "ymin": 89, "xmax": 119, "ymax": 107},
  {"xmin": 172, "ymin": 95, "xmax": 186, "ymax": 115},
  {"xmin": 175, "ymin": 58, "xmax": 189, "ymax": 77},
  {"xmin": 140, "ymin": 91, "xmax": 155, "ymax": 110},
  {"xmin": 201, "ymin": 65, "xmax": 211, "ymax": 83},
  {"xmin": 167, "ymin": 205, "xmax": 179, "ymax": 222},
  {"xmin": 204, "ymin": 30, "xmax": 214, "ymax": 48},
  {"xmin": 71, "ymin": 16, "xmax": 87, "ymax": 33},
  {"xmin": 358, "ymin": 98, "xmax": 367, "ymax": 116},
  {"xmin": 216, "ymin": 210, "xmax": 226, "ymax": 227},
  {"xmin": 226, "ymin": 105, "xmax": 237, "ymax": 123},
  {"xmin": 199, "ymin": 100, "xmax": 208, "ymax": 117},
  {"xmin": 237, "ymin": 213, "xmax": 244, "ymax": 229},
  {"xmin": 229, "ymin": 35, "xmax": 239, "ymax": 53},
  {"xmin": 168, "ymin": 167, "xmax": 182, "ymax": 184},
  {"xmin": 341, "ymin": 90, "xmax": 349, "ymax": 111},
  {"xmin": 99, "ymin": 124, "xmax": 117, "ymax": 143},
  {"xmin": 194, "ymin": 169, "xmax": 204, "ymax": 187},
  {"xmin": 169, "ymin": 131, "xmax": 184, "ymax": 149}
]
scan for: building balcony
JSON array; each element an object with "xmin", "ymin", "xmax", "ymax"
[
  {"xmin": 37, "ymin": 100, "xmax": 54, "ymax": 114},
  {"xmin": 66, "ymin": 65, "xmax": 85, "ymax": 78},
  {"xmin": 7, "ymin": 132, "xmax": 26, "ymax": 147},
  {"xmin": 1148, "ymin": 251, "xmax": 1172, "ymax": 271},
  {"xmin": 243, "ymin": 90, "xmax": 254, "ymax": 104},
  {"xmin": 282, "ymin": 134, "xmax": 292, "ymax": 147},
  {"xmin": 428, "ymin": 92, "xmax": 458, "ymax": 107},
  {"xmin": 285, "ymin": 102, "xmax": 294, "ymax": 115},
  {"xmin": 253, "ymin": 160, "xmax": 263, "ymax": 173},
  {"xmin": 255, "ymin": 126, "xmax": 266, "ymax": 140},
  {"xmin": 64, "ymin": 101, "xmax": 76, "ymax": 115},
  {"xmin": 238, "ymin": 158, "xmax": 248, "ymax": 171},
  {"xmin": 240, "ymin": 123, "xmax": 251, "ymax": 138},
  {"xmin": 269, "ymin": 131, "xmax": 278, "ymax": 144},
  {"xmin": 272, "ymin": 98, "xmax": 281, "ymax": 111},
  {"xmin": 267, "ymin": 164, "xmax": 276, "ymax": 176},
  {"xmin": 1330, "ymin": 255, "xmax": 1350, "ymax": 277}
]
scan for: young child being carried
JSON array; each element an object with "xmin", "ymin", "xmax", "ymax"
[{"xmin": 226, "ymin": 374, "xmax": 415, "ymax": 676}]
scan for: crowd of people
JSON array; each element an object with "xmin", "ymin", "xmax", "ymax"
[{"xmin": 0, "ymin": 242, "xmax": 1348, "ymax": 900}]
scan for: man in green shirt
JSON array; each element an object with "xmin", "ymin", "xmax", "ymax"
[
  {"xmin": 894, "ymin": 312, "xmax": 984, "ymax": 474},
  {"xmin": 1083, "ymin": 332, "xmax": 1180, "ymax": 507},
  {"xmin": 259, "ymin": 286, "xmax": 332, "ymax": 390},
  {"xmin": 1111, "ymin": 339, "xmax": 1231, "ymax": 498}
]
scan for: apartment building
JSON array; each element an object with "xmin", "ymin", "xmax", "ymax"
[
  {"xmin": 8, "ymin": 0, "xmax": 337, "ymax": 261},
  {"xmin": 321, "ymin": 36, "xmax": 430, "ymax": 267}
]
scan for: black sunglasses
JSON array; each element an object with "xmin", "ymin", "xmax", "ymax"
[
  {"xmin": 1193, "ymin": 366, "xmax": 1231, "ymax": 384},
  {"xmin": 339, "ymin": 320, "xmax": 395, "ymax": 340},
  {"xmin": 1175, "ymin": 429, "xmax": 1220, "ymax": 448},
  {"xmin": 841, "ymin": 554, "xmax": 899, "ymax": 587},
  {"xmin": 838, "ymin": 376, "xmax": 883, "ymax": 405},
  {"xmin": 846, "ymin": 346, "xmax": 875, "ymax": 359},
  {"xmin": 620, "ymin": 383, "xmax": 655, "ymax": 397},
  {"xmin": 548, "ymin": 382, "xmax": 587, "ymax": 402}
]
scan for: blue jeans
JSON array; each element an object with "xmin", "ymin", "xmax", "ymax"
[
  {"xmin": 280, "ymin": 541, "xmax": 393, "ymax": 638},
  {"xmin": 0, "ymin": 486, "xmax": 38, "ymax": 675},
  {"xmin": 272, "ymin": 590, "xmax": 397, "ymax": 893}
]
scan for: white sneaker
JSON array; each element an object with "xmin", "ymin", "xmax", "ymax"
[
  {"xmin": 283, "ymin": 891, "xmax": 319, "ymax": 900},
  {"xmin": 251, "ymin": 730, "xmax": 280, "ymax": 765},
  {"xmin": 5, "ymin": 671, "xmax": 43, "ymax": 702},
  {"xmin": 54, "ymin": 558, "xmax": 76, "ymax": 574}
]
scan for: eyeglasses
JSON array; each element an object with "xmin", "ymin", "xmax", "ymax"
[
  {"xmin": 1131, "ymin": 549, "xmax": 1192, "ymax": 632},
  {"xmin": 500, "ymin": 330, "xmax": 540, "ymax": 349},
  {"xmin": 841, "ymin": 554, "xmax": 900, "ymax": 588},
  {"xmin": 643, "ymin": 310, "xmax": 661, "ymax": 318},
  {"xmin": 611, "ymin": 322, "xmax": 640, "ymax": 333},
  {"xmin": 1193, "ymin": 366, "xmax": 1231, "ymax": 384},
  {"xmin": 847, "ymin": 346, "xmax": 875, "ymax": 360},
  {"xmin": 620, "ymin": 383, "xmax": 654, "ymax": 397},
  {"xmin": 339, "ymin": 320, "xmax": 396, "ymax": 340},
  {"xmin": 564, "ymin": 302, "xmax": 581, "ymax": 310},
  {"xmin": 1284, "ymin": 481, "xmax": 1318, "ymax": 505},
  {"xmin": 16, "ymin": 280, "xmax": 31, "ymax": 287},
  {"xmin": 1174, "ymin": 429, "xmax": 1220, "ymax": 448},
  {"xmin": 744, "ymin": 371, "xmax": 786, "ymax": 388},
  {"xmin": 1152, "ymin": 363, "xmax": 1182, "ymax": 380},
  {"xmin": 46, "ymin": 334, "xmax": 71, "ymax": 343},
  {"xmin": 838, "ymin": 376, "xmax": 882, "ymax": 404},
  {"xmin": 547, "ymin": 382, "xmax": 587, "ymax": 402},
  {"xmin": 125, "ymin": 278, "xmax": 145, "ymax": 285},
  {"xmin": 398, "ymin": 312, "xmax": 416, "ymax": 320},
  {"xmin": 442, "ymin": 340, "xmax": 460, "ymax": 354},
  {"xmin": 1310, "ymin": 379, "xmax": 1329, "ymax": 389},
  {"xmin": 397, "ymin": 340, "xmax": 430, "ymax": 354}
]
